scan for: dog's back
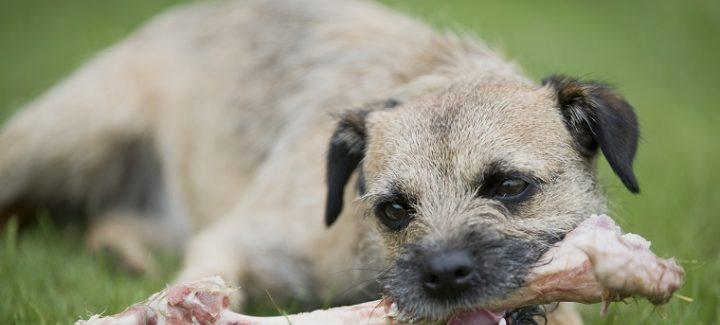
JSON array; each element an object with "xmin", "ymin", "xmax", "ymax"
[{"xmin": 0, "ymin": 0, "xmax": 491, "ymax": 224}]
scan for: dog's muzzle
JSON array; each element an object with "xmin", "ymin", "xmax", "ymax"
[{"xmin": 380, "ymin": 228, "xmax": 550, "ymax": 322}]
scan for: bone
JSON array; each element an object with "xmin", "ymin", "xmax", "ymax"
[
  {"xmin": 481, "ymin": 214, "xmax": 684, "ymax": 312},
  {"xmin": 76, "ymin": 276, "xmax": 394, "ymax": 325},
  {"xmin": 76, "ymin": 215, "xmax": 684, "ymax": 325}
]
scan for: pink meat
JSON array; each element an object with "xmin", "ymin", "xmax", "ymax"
[
  {"xmin": 487, "ymin": 215, "xmax": 684, "ymax": 309},
  {"xmin": 77, "ymin": 215, "xmax": 684, "ymax": 325}
]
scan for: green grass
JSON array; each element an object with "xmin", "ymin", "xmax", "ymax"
[
  {"xmin": 1, "ymin": 0, "xmax": 718, "ymax": 323},
  {"xmin": 0, "ymin": 217, "xmax": 181, "ymax": 324}
]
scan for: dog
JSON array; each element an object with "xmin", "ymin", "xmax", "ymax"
[{"xmin": 0, "ymin": 0, "xmax": 640, "ymax": 323}]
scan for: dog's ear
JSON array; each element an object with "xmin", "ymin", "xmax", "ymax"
[
  {"xmin": 325, "ymin": 99, "xmax": 400, "ymax": 227},
  {"xmin": 543, "ymin": 75, "xmax": 640, "ymax": 193}
]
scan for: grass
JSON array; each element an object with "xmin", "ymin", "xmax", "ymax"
[{"xmin": 0, "ymin": 0, "xmax": 718, "ymax": 323}]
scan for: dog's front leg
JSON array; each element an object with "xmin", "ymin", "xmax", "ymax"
[{"xmin": 176, "ymin": 219, "xmax": 247, "ymax": 303}]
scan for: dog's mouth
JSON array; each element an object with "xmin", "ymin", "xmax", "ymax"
[
  {"xmin": 447, "ymin": 305, "xmax": 545, "ymax": 325},
  {"xmin": 444, "ymin": 307, "xmax": 505, "ymax": 325},
  {"xmin": 386, "ymin": 298, "xmax": 509, "ymax": 325},
  {"xmin": 379, "ymin": 233, "xmax": 549, "ymax": 323},
  {"xmin": 381, "ymin": 276, "xmax": 529, "ymax": 324},
  {"xmin": 379, "ymin": 270, "xmax": 525, "ymax": 324}
]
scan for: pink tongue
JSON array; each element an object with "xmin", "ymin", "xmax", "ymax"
[{"xmin": 446, "ymin": 308, "xmax": 505, "ymax": 325}]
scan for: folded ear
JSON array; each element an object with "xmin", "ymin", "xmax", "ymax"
[
  {"xmin": 325, "ymin": 99, "xmax": 400, "ymax": 227},
  {"xmin": 543, "ymin": 75, "xmax": 640, "ymax": 193},
  {"xmin": 325, "ymin": 111, "xmax": 367, "ymax": 227}
]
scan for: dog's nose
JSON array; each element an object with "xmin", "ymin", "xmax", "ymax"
[{"xmin": 421, "ymin": 249, "xmax": 475, "ymax": 299}]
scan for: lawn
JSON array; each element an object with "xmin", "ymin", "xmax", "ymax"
[{"xmin": 1, "ymin": 0, "xmax": 718, "ymax": 324}]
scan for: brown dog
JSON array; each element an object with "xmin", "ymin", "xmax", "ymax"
[{"xmin": 0, "ymin": 0, "xmax": 639, "ymax": 323}]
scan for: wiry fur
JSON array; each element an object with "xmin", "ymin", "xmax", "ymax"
[
  {"xmin": 378, "ymin": 228, "xmax": 545, "ymax": 321},
  {"xmin": 0, "ymin": 0, "xmax": 640, "ymax": 323}
]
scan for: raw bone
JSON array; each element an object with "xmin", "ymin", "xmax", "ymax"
[
  {"xmin": 482, "ymin": 214, "xmax": 684, "ymax": 311},
  {"xmin": 76, "ymin": 276, "xmax": 393, "ymax": 325},
  {"xmin": 76, "ymin": 215, "xmax": 684, "ymax": 325}
]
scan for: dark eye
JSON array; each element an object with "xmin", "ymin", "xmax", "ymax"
[
  {"xmin": 494, "ymin": 177, "xmax": 531, "ymax": 200},
  {"xmin": 377, "ymin": 201, "xmax": 413, "ymax": 230}
]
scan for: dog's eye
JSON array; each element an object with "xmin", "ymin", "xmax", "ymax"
[
  {"xmin": 477, "ymin": 172, "xmax": 538, "ymax": 203},
  {"xmin": 494, "ymin": 177, "xmax": 530, "ymax": 200},
  {"xmin": 377, "ymin": 201, "xmax": 413, "ymax": 230}
]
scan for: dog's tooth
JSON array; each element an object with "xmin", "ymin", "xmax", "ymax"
[
  {"xmin": 388, "ymin": 302, "xmax": 399, "ymax": 317},
  {"xmin": 498, "ymin": 318, "xmax": 507, "ymax": 325}
]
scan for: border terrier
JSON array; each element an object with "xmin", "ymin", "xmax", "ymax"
[{"xmin": 0, "ymin": 0, "xmax": 639, "ymax": 323}]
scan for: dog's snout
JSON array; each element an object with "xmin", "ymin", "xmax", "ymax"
[{"xmin": 421, "ymin": 249, "xmax": 475, "ymax": 299}]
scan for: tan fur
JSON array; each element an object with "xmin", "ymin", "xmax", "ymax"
[
  {"xmin": 362, "ymin": 79, "xmax": 605, "ymax": 257},
  {"xmin": 0, "ymin": 0, "xmax": 626, "ymax": 323}
]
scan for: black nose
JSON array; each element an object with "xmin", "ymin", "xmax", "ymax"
[{"xmin": 421, "ymin": 249, "xmax": 476, "ymax": 299}]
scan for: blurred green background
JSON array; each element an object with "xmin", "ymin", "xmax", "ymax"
[{"xmin": 1, "ymin": 0, "xmax": 718, "ymax": 323}]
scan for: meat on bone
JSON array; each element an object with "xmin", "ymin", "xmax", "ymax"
[{"xmin": 76, "ymin": 215, "xmax": 684, "ymax": 325}]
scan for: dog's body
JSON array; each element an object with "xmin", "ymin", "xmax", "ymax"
[{"xmin": 0, "ymin": 0, "xmax": 641, "ymax": 323}]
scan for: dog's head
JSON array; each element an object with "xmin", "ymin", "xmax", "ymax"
[{"xmin": 324, "ymin": 75, "xmax": 639, "ymax": 320}]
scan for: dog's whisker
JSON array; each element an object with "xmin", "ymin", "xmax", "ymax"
[
  {"xmin": 328, "ymin": 277, "xmax": 381, "ymax": 303},
  {"xmin": 328, "ymin": 267, "xmax": 385, "ymax": 275}
]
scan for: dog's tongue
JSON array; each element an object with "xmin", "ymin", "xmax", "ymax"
[{"xmin": 446, "ymin": 308, "xmax": 505, "ymax": 325}]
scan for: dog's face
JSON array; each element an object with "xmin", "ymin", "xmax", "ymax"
[{"xmin": 324, "ymin": 75, "xmax": 639, "ymax": 320}]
